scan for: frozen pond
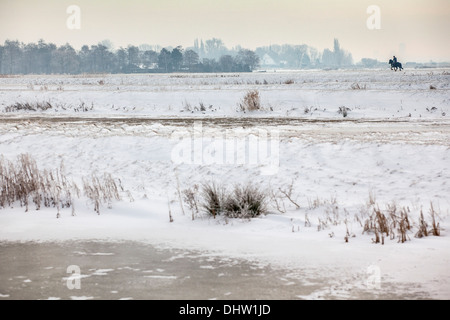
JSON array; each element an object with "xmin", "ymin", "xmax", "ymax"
[{"xmin": 0, "ymin": 240, "xmax": 431, "ymax": 300}]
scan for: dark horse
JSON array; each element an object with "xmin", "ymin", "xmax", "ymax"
[{"xmin": 389, "ymin": 59, "xmax": 403, "ymax": 71}]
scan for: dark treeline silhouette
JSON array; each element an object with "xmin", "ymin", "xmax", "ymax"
[
  {"xmin": 0, "ymin": 39, "xmax": 260, "ymax": 75},
  {"xmin": 0, "ymin": 37, "xmax": 367, "ymax": 74}
]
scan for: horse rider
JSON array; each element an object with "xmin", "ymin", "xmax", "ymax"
[{"xmin": 393, "ymin": 56, "xmax": 397, "ymax": 64}]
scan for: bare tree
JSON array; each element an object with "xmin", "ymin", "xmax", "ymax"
[{"xmin": 204, "ymin": 38, "xmax": 227, "ymax": 59}]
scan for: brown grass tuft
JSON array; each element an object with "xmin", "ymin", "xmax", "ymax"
[{"xmin": 238, "ymin": 90, "xmax": 262, "ymax": 112}]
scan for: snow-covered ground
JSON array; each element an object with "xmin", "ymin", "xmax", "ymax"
[
  {"xmin": 1, "ymin": 68, "xmax": 449, "ymax": 119},
  {"xmin": 0, "ymin": 69, "xmax": 449, "ymax": 299}
]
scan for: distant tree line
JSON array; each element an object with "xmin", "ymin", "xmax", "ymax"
[
  {"xmin": 193, "ymin": 38, "xmax": 354, "ymax": 69},
  {"xmin": 256, "ymin": 39, "xmax": 353, "ymax": 69},
  {"xmin": 1, "ymin": 37, "xmax": 399, "ymax": 75},
  {"xmin": 0, "ymin": 39, "xmax": 260, "ymax": 74}
]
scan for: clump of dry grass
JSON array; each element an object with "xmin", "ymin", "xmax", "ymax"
[
  {"xmin": 200, "ymin": 182, "xmax": 267, "ymax": 219},
  {"xmin": 338, "ymin": 106, "xmax": 350, "ymax": 117},
  {"xmin": 363, "ymin": 203, "xmax": 412, "ymax": 244},
  {"xmin": 429, "ymin": 203, "xmax": 441, "ymax": 236},
  {"xmin": 367, "ymin": 207, "xmax": 389, "ymax": 244},
  {"xmin": 74, "ymin": 102, "xmax": 94, "ymax": 112},
  {"xmin": 0, "ymin": 154, "xmax": 123, "ymax": 217},
  {"xmin": 351, "ymin": 83, "xmax": 367, "ymax": 90},
  {"xmin": 224, "ymin": 184, "xmax": 267, "ymax": 218},
  {"xmin": 4, "ymin": 102, "xmax": 53, "ymax": 112},
  {"xmin": 201, "ymin": 183, "xmax": 226, "ymax": 218},
  {"xmin": 83, "ymin": 173, "xmax": 121, "ymax": 215},
  {"xmin": 182, "ymin": 100, "xmax": 213, "ymax": 113},
  {"xmin": 361, "ymin": 195, "xmax": 441, "ymax": 244},
  {"xmin": 415, "ymin": 209, "xmax": 428, "ymax": 238},
  {"xmin": 238, "ymin": 90, "xmax": 262, "ymax": 112},
  {"xmin": 397, "ymin": 207, "xmax": 411, "ymax": 243},
  {"xmin": 0, "ymin": 154, "xmax": 74, "ymax": 217},
  {"xmin": 3, "ymin": 101, "xmax": 94, "ymax": 113}
]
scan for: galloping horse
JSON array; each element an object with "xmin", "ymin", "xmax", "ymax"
[{"xmin": 389, "ymin": 59, "xmax": 403, "ymax": 71}]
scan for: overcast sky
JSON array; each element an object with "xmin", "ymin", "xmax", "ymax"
[{"xmin": 0, "ymin": 0, "xmax": 449, "ymax": 62}]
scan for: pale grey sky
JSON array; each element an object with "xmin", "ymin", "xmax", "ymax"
[{"xmin": 0, "ymin": 0, "xmax": 449, "ymax": 62}]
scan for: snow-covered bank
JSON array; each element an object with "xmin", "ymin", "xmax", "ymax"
[{"xmin": 1, "ymin": 120, "xmax": 449, "ymax": 298}]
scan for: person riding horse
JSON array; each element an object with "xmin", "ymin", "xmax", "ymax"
[{"xmin": 389, "ymin": 56, "xmax": 403, "ymax": 71}]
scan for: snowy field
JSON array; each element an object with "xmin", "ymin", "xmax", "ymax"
[
  {"xmin": 0, "ymin": 69, "xmax": 449, "ymax": 300},
  {"xmin": 0, "ymin": 68, "xmax": 449, "ymax": 119}
]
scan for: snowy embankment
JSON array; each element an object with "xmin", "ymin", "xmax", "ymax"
[{"xmin": 0, "ymin": 69, "xmax": 449, "ymax": 299}]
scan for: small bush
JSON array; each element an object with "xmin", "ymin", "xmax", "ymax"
[
  {"xmin": 238, "ymin": 90, "xmax": 262, "ymax": 112},
  {"xmin": 225, "ymin": 184, "xmax": 267, "ymax": 218},
  {"xmin": 429, "ymin": 85, "xmax": 436, "ymax": 90},
  {"xmin": 284, "ymin": 79, "xmax": 294, "ymax": 85},
  {"xmin": 200, "ymin": 183, "xmax": 267, "ymax": 219}
]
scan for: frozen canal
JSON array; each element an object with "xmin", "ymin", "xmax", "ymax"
[{"xmin": 0, "ymin": 240, "xmax": 432, "ymax": 300}]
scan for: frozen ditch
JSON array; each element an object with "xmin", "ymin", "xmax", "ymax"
[{"xmin": 0, "ymin": 240, "xmax": 434, "ymax": 300}]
